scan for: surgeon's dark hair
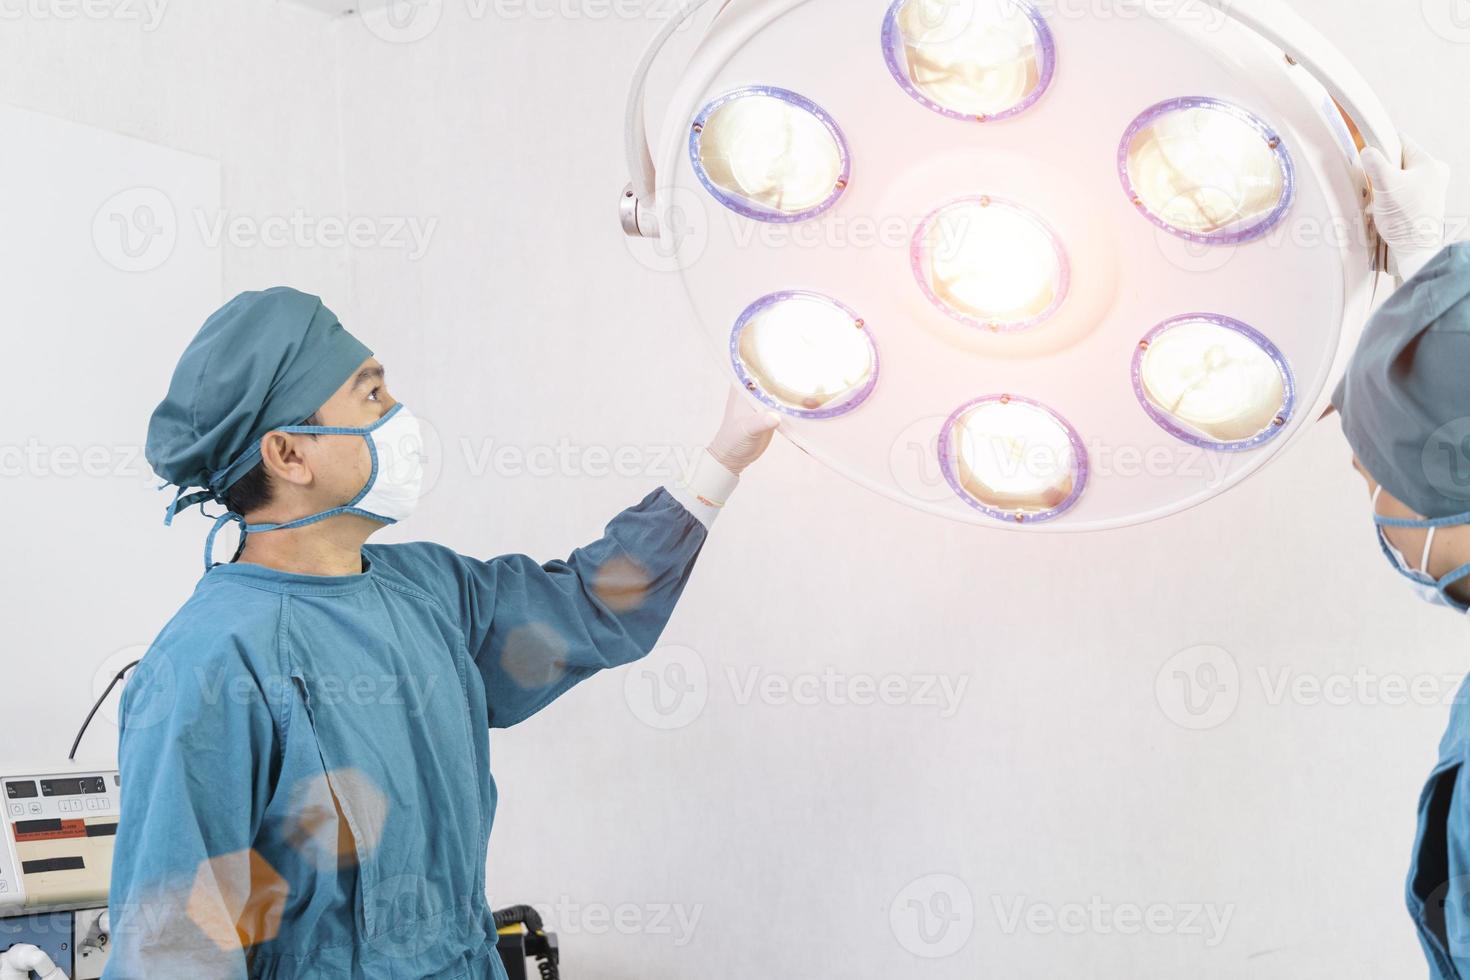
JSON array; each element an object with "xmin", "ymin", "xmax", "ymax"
[{"xmin": 224, "ymin": 414, "xmax": 321, "ymax": 517}]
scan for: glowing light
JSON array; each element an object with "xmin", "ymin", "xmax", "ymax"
[
  {"xmin": 1123, "ymin": 99, "xmax": 1292, "ymax": 241},
  {"xmin": 944, "ymin": 397, "xmax": 1084, "ymax": 520},
  {"xmin": 693, "ymin": 88, "xmax": 848, "ymax": 220},
  {"xmin": 884, "ymin": 0, "xmax": 1053, "ymax": 120},
  {"xmin": 913, "ymin": 197, "xmax": 1068, "ymax": 330},
  {"xmin": 1136, "ymin": 315, "xmax": 1292, "ymax": 448},
  {"xmin": 733, "ymin": 292, "xmax": 878, "ymax": 417}
]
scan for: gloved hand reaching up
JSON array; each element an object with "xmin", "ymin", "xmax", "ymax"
[
  {"xmin": 709, "ymin": 387, "xmax": 781, "ymax": 476},
  {"xmin": 671, "ymin": 388, "xmax": 781, "ymax": 523},
  {"xmin": 1362, "ymin": 136, "xmax": 1453, "ymax": 282}
]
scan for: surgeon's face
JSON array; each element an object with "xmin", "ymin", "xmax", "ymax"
[
  {"xmin": 296, "ymin": 358, "xmax": 397, "ymax": 510},
  {"xmin": 1353, "ymin": 456, "xmax": 1470, "ymax": 604}
]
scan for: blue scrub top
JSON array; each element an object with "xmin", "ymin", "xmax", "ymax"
[
  {"xmin": 1410, "ymin": 674, "xmax": 1470, "ymax": 978},
  {"xmin": 104, "ymin": 488, "xmax": 707, "ymax": 979}
]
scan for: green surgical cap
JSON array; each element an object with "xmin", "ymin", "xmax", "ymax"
[
  {"xmin": 147, "ymin": 287, "xmax": 372, "ymax": 522},
  {"xmin": 1333, "ymin": 242, "xmax": 1470, "ymax": 518}
]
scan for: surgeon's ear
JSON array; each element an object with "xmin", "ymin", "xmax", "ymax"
[{"xmin": 258, "ymin": 431, "xmax": 315, "ymax": 489}]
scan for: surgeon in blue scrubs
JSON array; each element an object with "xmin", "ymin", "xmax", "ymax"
[
  {"xmin": 105, "ymin": 288, "xmax": 780, "ymax": 978},
  {"xmin": 1330, "ymin": 141, "xmax": 1470, "ymax": 977}
]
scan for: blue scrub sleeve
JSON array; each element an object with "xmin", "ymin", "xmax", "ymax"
[
  {"xmin": 452, "ymin": 487, "xmax": 708, "ymax": 729},
  {"xmin": 104, "ymin": 642, "xmax": 281, "ymax": 979}
]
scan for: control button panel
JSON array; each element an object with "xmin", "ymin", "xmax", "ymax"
[
  {"xmin": 1, "ymin": 769, "xmax": 121, "ymax": 915},
  {"xmin": 3, "ymin": 779, "xmax": 120, "ymax": 824}
]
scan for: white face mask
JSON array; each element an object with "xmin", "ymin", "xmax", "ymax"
[
  {"xmin": 203, "ymin": 404, "xmax": 428, "ymax": 571},
  {"xmin": 1373, "ymin": 486, "xmax": 1470, "ymax": 613},
  {"xmin": 243, "ymin": 403, "xmax": 426, "ymax": 531},
  {"xmin": 354, "ymin": 404, "xmax": 427, "ymax": 524}
]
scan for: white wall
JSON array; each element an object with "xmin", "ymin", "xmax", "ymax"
[
  {"xmin": 0, "ymin": 0, "xmax": 356, "ymax": 766},
  {"xmin": 4, "ymin": 1, "xmax": 1470, "ymax": 977}
]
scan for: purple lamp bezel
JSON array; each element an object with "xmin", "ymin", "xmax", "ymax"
[
  {"xmin": 910, "ymin": 195, "xmax": 1071, "ymax": 333},
  {"xmin": 880, "ymin": 0, "xmax": 1057, "ymax": 123},
  {"xmin": 730, "ymin": 290, "xmax": 880, "ymax": 420},
  {"xmin": 689, "ymin": 86, "xmax": 853, "ymax": 224},
  {"xmin": 1131, "ymin": 313, "xmax": 1298, "ymax": 453},
  {"xmin": 938, "ymin": 394, "xmax": 1089, "ymax": 524},
  {"xmin": 1118, "ymin": 96, "xmax": 1297, "ymax": 246}
]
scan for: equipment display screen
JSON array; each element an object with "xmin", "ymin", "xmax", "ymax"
[
  {"xmin": 39, "ymin": 777, "xmax": 107, "ymax": 797},
  {"xmin": 5, "ymin": 781, "xmax": 38, "ymax": 799}
]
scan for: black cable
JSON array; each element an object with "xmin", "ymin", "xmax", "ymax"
[
  {"xmin": 68, "ymin": 660, "xmax": 141, "ymax": 761},
  {"xmin": 493, "ymin": 906, "xmax": 559, "ymax": 980},
  {"xmin": 494, "ymin": 905, "xmax": 544, "ymax": 933}
]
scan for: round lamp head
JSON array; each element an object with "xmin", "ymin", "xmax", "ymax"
[{"xmin": 633, "ymin": 0, "xmax": 1390, "ymax": 531}]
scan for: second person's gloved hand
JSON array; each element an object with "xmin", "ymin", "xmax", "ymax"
[{"xmin": 1362, "ymin": 136, "xmax": 1452, "ymax": 282}]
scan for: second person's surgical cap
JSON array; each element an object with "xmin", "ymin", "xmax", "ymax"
[
  {"xmin": 146, "ymin": 287, "xmax": 372, "ymax": 523},
  {"xmin": 1333, "ymin": 242, "xmax": 1470, "ymax": 518}
]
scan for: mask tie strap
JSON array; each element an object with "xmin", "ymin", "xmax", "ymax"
[
  {"xmin": 1422, "ymin": 527, "xmax": 1439, "ymax": 577},
  {"xmin": 1439, "ymin": 560, "xmax": 1470, "ymax": 606},
  {"xmin": 203, "ymin": 512, "xmax": 247, "ymax": 574}
]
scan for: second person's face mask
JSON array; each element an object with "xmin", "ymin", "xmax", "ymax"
[{"xmin": 1373, "ymin": 486, "xmax": 1470, "ymax": 613}]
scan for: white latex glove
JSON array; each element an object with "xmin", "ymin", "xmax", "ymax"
[
  {"xmin": 669, "ymin": 388, "xmax": 780, "ymax": 524},
  {"xmin": 708, "ymin": 387, "xmax": 781, "ymax": 476},
  {"xmin": 1362, "ymin": 136, "xmax": 1452, "ymax": 281}
]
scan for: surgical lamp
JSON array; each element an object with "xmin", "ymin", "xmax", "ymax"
[{"xmin": 621, "ymin": 0, "xmax": 1398, "ymax": 531}]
